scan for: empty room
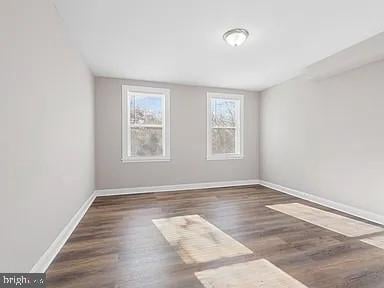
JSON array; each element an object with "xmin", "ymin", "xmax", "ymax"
[{"xmin": 2, "ymin": 0, "xmax": 384, "ymax": 287}]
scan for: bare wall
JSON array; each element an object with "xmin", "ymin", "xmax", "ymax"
[
  {"xmin": 95, "ymin": 77, "xmax": 259, "ymax": 189},
  {"xmin": 260, "ymin": 60, "xmax": 384, "ymax": 216},
  {"xmin": 0, "ymin": 0, "xmax": 95, "ymax": 271}
]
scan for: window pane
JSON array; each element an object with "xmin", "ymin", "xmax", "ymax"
[
  {"xmin": 212, "ymin": 128, "xmax": 236, "ymax": 154},
  {"xmin": 211, "ymin": 99, "xmax": 236, "ymax": 127},
  {"xmin": 130, "ymin": 95, "xmax": 162, "ymax": 125},
  {"xmin": 131, "ymin": 127, "xmax": 163, "ymax": 157}
]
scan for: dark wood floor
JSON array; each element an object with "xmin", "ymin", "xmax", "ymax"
[{"xmin": 46, "ymin": 185, "xmax": 384, "ymax": 288}]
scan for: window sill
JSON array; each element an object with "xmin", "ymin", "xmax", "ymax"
[
  {"xmin": 121, "ymin": 157, "xmax": 171, "ymax": 163},
  {"xmin": 207, "ymin": 154, "xmax": 244, "ymax": 161}
]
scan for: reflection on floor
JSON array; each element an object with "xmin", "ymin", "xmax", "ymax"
[
  {"xmin": 267, "ymin": 203, "xmax": 383, "ymax": 237},
  {"xmin": 195, "ymin": 259, "xmax": 308, "ymax": 288},
  {"xmin": 153, "ymin": 214, "xmax": 253, "ymax": 264},
  {"xmin": 46, "ymin": 186, "xmax": 384, "ymax": 288},
  {"xmin": 361, "ymin": 235, "xmax": 384, "ymax": 250}
]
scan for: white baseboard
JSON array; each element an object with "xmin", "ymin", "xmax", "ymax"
[
  {"xmin": 30, "ymin": 192, "xmax": 96, "ymax": 273},
  {"xmin": 260, "ymin": 180, "xmax": 384, "ymax": 226},
  {"xmin": 96, "ymin": 179, "xmax": 260, "ymax": 197},
  {"xmin": 30, "ymin": 180, "xmax": 259, "ymax": 272},
  {"xmin": 32, "ymin": 179, "xmax": 382, "ymax": 273}
]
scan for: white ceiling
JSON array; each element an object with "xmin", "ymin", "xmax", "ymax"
[{"xmin": 53, "ymin": 0, "xmax": 384, "ymax": 91}]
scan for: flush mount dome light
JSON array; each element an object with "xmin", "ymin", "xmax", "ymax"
[{"xmin": 223, "ymin": 28, "xmax": 249, "ymax": 47}]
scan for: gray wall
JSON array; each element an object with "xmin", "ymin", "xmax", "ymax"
[
  {"xmin": 260, "ymin": 60, "xmax": 384, "ymax": 216},
  {"xmin": 95, "ymin": 77, "xmax": 259, "ymax": 189},
  {"xmin": 0, "ymin": 0, "xmax": 95, "ymax": 271}
]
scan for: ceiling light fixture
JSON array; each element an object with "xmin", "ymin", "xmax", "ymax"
[{"xmin": 223, "ymin": 28, "xmax": 249, "ymax": 47}]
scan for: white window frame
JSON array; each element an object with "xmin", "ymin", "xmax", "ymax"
[
  {"xmin": 207, "ymin": 92, "xmax": 244, "ymax": 160},
  {"xmin": 121, "ymin": 85, "xmax": 170, "ymax": 162}
]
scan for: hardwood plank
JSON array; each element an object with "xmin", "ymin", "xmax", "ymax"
[
  {"xmin": 361, "ymin": 235, "xmax": 384, "ymax": 250},
  {"xmin": 267, "ymin": 203, "xmax": 383, "ymax": 237},
  {"xmin": 152, "ymin": 214, "xmax": 252, "ymax": 264},
  {"xmin": 195, "ymin": 259, "xmax": 308, "ymax": 288},
  {"xmin": 46, "ymin": 185, "xmax": 384, "ymax": 288}
]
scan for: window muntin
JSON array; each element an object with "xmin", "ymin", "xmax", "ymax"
[
  {"xmin": 122, "ymin": 86, "xmax": 170, "ymax": 162},
  {"xmin": 207, "ymin": 93, "xmax": 243, "ymax": 160}
]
